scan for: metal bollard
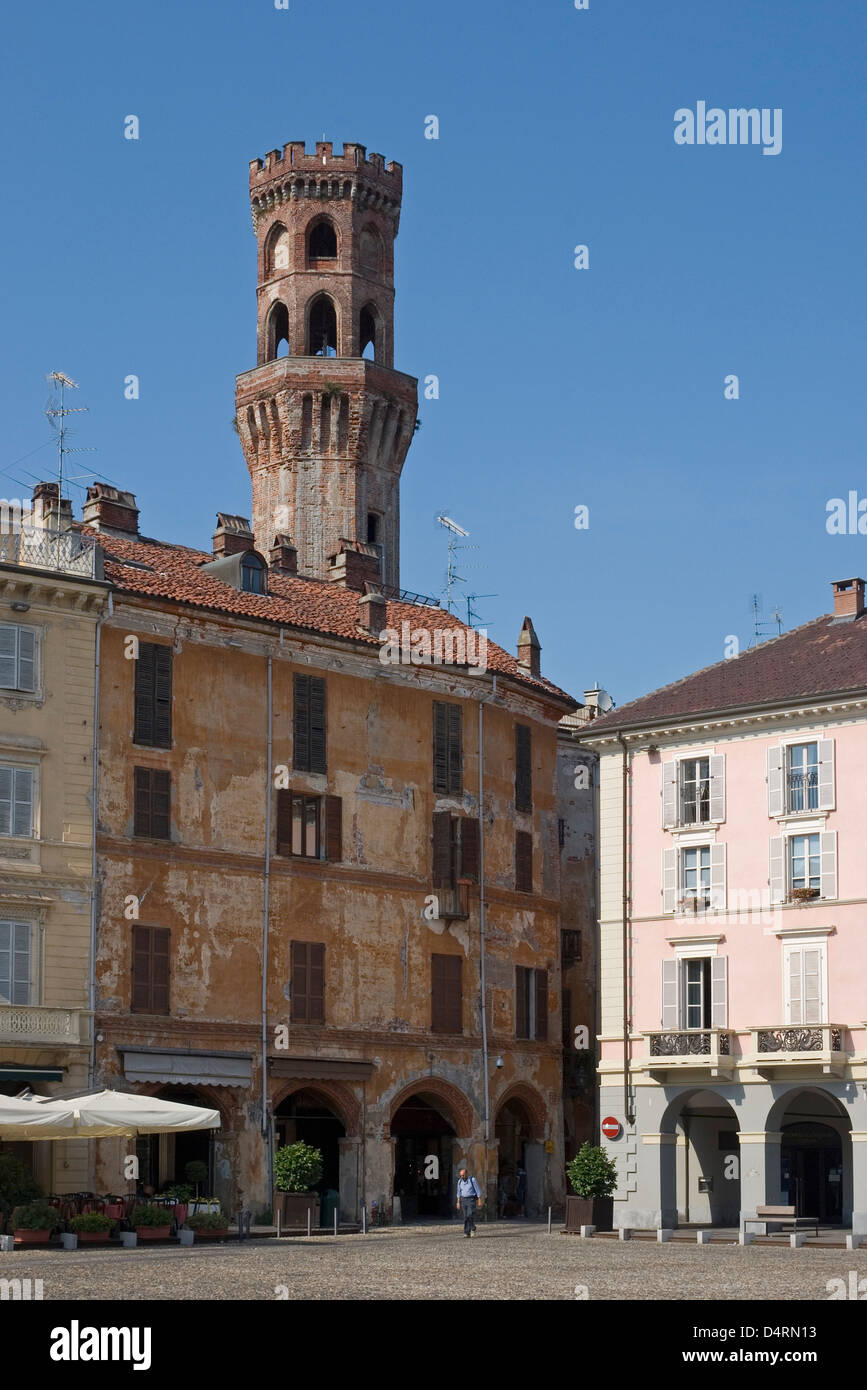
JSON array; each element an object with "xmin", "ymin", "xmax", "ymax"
[
  {"xmin": 547, "ymin": 1206, "xmax": 552, "ymax": 1235},
  {"xmin": 334, "ymin": 1208, "xmax": 338, "ymax": 1236},
  {"xmin": 276, "ymin": 1211, "xmax": 281, "ymax": 1239},
  {"xmin": 307, "ymin": 1207, "xmax": 312, "ymax": 1238},
  {"xmin": 362, "ymin": 1204, "xmax": 367, "ymax": 1234}
]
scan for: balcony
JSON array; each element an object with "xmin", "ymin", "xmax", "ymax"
[
  {"xmin": 749, "ymin": 1024, "xmax": 847, "ymax": 1076},
  {"xmin": 0, "ymin": 527, "xmax": 98, "ymax": 580},
  {"xmin": 0, "ymin": 1005, "xmax": 86, "ymax": 1048},
  {"xmin": 644, "ymin": 1028, "xmax": 734, "ymax": 1079},
  {"xmin": 435, "ymin": 882, "xmax": 470, "ymax": 921}
]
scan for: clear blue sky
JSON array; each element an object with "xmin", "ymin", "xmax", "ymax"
[{"xmin": 2, "ymin": 0, "xmax": 865, "ymax": 706}]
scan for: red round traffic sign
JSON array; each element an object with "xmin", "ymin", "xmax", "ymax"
[{"xmin": 601, "ymin": 1116, "xmax": 622, "ymax": 1140}]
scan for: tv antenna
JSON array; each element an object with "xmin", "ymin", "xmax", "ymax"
[
  {"xmin": 436, "ymin": 513, "xmax": 475, "ymax": 614},
  {"xmin": 44, "ymin": 372, "xmax": 96, "ymax": 526},
  {"xmin": 748, "ymin": 593, "xmax": 783, "ymax": 647}
]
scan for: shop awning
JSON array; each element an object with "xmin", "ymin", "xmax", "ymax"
[
  {"xmin": 0, "ymin": 1066, "xmax": 64, "ymax": 1082},
  {"xmin": 269, "ymin": 1057, "xmax": 374, "ymax": 1081},
  {"xmin": 120, "ymin": 1048, "xmax": 252, "ymax": 1087}
]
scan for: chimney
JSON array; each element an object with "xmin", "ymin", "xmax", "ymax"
[
  {"xmin": 357, "ymin": 582, "xmax": 387, "ymax": 636},
  {"xmin": 831, "ymin": 577, "xmax": 865, "ymax": 622},
  {"xmin": 268, "ymin": 533, "xmax": 298, "ymax": 576},
  {"xmin": 213, "ymin": 514, "xmax": 254, "ymax": 558},
  {"xmin": 583, "ymin": 685, "xmax": 602, "ymax": 721},
  {"xmin": 328, "ymin": 538, "xmax": 383, "ymax": 593},
  {"xmin": 81, "ymin": 483, "xmax": 139, "ymax": 537},
  {"xmin": 31, "ymin": 482, "xmax": 73, "ymax": 531},
  {"xmin": 516, "ymin": 616, "xmax": 541, "ymax": 678}
]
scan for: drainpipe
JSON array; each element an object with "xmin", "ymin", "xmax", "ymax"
[
  {"xmin": 88, "ymin": 594, "xmax": 109, "ymax": 1090},
  {"xmin": 478, "ymin": 690, "xmax": 490, "ymax": 1152},
  {"xmin": 617, "ymin": 734, "xmax": 634, "ymax": 1126},
  {"xmin": 261, "ymin": 653, "xmax": 273, "ymax": 1147}
]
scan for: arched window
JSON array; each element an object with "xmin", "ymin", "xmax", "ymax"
[
  {"xmin": 265, "ymin": 223, "xmax": 291, "ymax": 275},
  {"xmin": 308, "ymin": 294, "xmax": 338, "ymax": 356},
  {"xmin": 308, "ymin": 219, "xmax": 337, "ymax": 262},
  {"xmin": 360, "ymin": 303, "xmax": 379, "ymax": 361},
  {"xmin": 359, "ymin": 226, "xmax": 382, "ymax": 274},
  {"xmin": 241, "ymin": 553, "xmax": 267, "ymax": 595},
  {"xmin": 266, "ymin": 301, "xmax": 290, "ymax": 360}
]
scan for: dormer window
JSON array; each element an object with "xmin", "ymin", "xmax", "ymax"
[{"xmin": 241, "ymin": 553, "xmax": 267, "ymax": 594}]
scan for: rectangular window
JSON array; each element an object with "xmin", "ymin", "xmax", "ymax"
[
  {"xmin": 277, "ymin": 790, "xmax": 321, "ymax": 858},
  {"xmin": 790, "ymin": 833, "xmax": 820, "ymax": 892},
  {"xmin": 133, "ymin": 642, "xmax": 173, "ymax": 748},
  {"xmin": 561, "ymin": 929, "xmax": 582, "ymax": 964},
  {"xmin": 786, "ymin": 742, "xmax": 819, "ymax": 813},
  {"xmin": 293, "ymin": 674, "xmax": 326, "ymax": 774},
  {"xmin": 0, "ymin": 766, "xmax": 34, "ymax": 839},
  {"xmin": 432, "ymin": 813, "xmax": 480, "ymax": 886},
  {"xmin": 784, "ymin": 943, "xmax": 825, "ymax": 1025},
  {"xmin": 682, "ymin": 957, "xmax": 711, "ymax": 1029},
  {"xmin": 290, "ymin": 940, "xmax": 325, "ymax": 1024},
  {"xmin": 515, "ymin": 830, "xmax": 533, "ymax": 893},
  {"xmin": 679, "ymin": 758, "xmax": 710, "ymax": 825},
  {"xmin": 681, "ymin": 845, "xmax": 711, "ymax": 909},
  {"xmin": 515, "ymin": 724, "xmax": 532, "ymax": 812},
  {"xmin": 431, "ymin": 953, "xmax": 462, "ymax": 1033},
  {"xmin": 433, "ymin": 701, "xmax": 462, "ymax": 795},
  {"xmin": 131, "ymin": 925, "xmax": 170, "ymax": 1014},
  {"xmin": 0, "ymin": 626, "xmax": 36, "ymax": 693},
  {"xmin": 133, "ymin": 768, "xmax": 171, "ymax": 840},
  {"xmin": 0, "ymin": 920, "xmax": 31, "ymax": 1004},
  {"xmin": 515, "ymin": 965, "xmax": 547, "ymax": 1040}
]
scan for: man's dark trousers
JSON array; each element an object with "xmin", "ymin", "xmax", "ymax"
[{"xmin": 460, "ymin": 1196, "xmax": 477, "ymax": 1234}]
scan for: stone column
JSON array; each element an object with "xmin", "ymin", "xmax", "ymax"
[
  {"xmin": 525, "ymin": 1142, "xmax": 546, "ymax": 1218},
  {"xmin": 738, "ymin": 1131, "xmax": 782, "ymax": 1229},
  {"xmin": 850, "ymin": 1133, "xmax": 867, "ymax": 1235},
  {"xmin": 338, "ymin": 1137, "xmax": 361, "ymax": 1223},
  {"xmin": 643, "ymin": 1132, "xmax": 679, "ymax": 1228}
]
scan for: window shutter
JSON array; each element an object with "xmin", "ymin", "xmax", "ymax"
[
  {"xmin": 151, "ymin": 770, "xmax": 171, "ymax": 840},
  {"xmin": 134, "ymin": 767, "xmax": 151, "ymax": 836},
  {"xmin": 709, "ymin": 754, "xmax": 725, "ymax": 822},
  {"xmin": 293, "ymin": 674, "xmax": 311, "ymax": 771},
  {"xmin": 153, "ymin": 645, "xmax": 173, "ymax": 748},
  {"xmin": 515, "ymin": 965, "xmax": 529, "ymax": 1038},
  {"xmin": 447, "ymin": 703, "xmax": 462, "ymax": 795},
  {"xmin": 151, "ymin": 928, "xmax": 170, "ymax": 1014},
  {"xmin": 16, "ymin": 629, "xmax": 35, "ymax": 693},
  {"xmin": 515, "ymin": 830, "xmax": 532, "ymax": 893},
  {"xmin": 710, "ymin": 956, "xmax": 727, "ymax": 1029},
  {"xmin": 308, "ymin": 942, "xmax": 325, "ymax": 1024},
  {"xmin": 132, "ymin": 926, "xmax": 152, "ymax": 1012},
  {"xmin": 562, "ymin": 986, "xmax": 572, "ymax": 1048},
  {"xmin": 820, "ymin": 830, "xmax": 837, "ymax": 900},
  {"xmin": 291, "ymin": 940, "xmax": 309, "ymax": 1023},
  {"xmin": 662, "ymin": 847, "xmax": 677, "ymax": 914},
  {"xmin": 817, "ymin": 739, "xmax": 835, "ymax": 811},
  {"xmin": 786, "ymin": 947, "xmax": 802, "ymax": 1024},
  {"xmin": 276, "ymin": 789, "xmax": 292, "ymax": 855},
  {"xmin": 432, "ymin": 954, "xmax": 461, "ymax": 1033},
  {"xmin": 134, "ymin": 643, "xmax": 156, "ymax": 745},
  {"xmin": 433, "ymin": 811, "xmax": 453, "ymax": 888},
  {"xmin": 515, "ymin": 724, "xmax": 532, "ymax": 812},
  {"xmin": 0, "ymin": 627, "xmax": 17, "ymax": 689},
  {"xmin": 12, "ymin": 769, "xmax": 33, "ymax": 839},
  {"xmin": 433, "ymin": 702, "xmax": 448, "ymax": 793},
  {"xmin": 767, "ymin": 746, "xmax": 784, "ymax": 817},
  {"xmin": 803, "ymin": 947, "xmax": 822, "ymax": 1024},
  {"xmin": 534, "ymin": 968, "xmax": 548, "ymax": 1041},
  {"xmin": 325, "ymin": 795, "xmax": 342, "ymax": 862},
  {"xmin": 0, "ymin": 767, "xmax": 11, "ymax": 837},
  {"xmin": 460, "ymin": 817, "xmax": 480, "ymax": 882},
  {"xmin": 661, "ymin": 958, "xmax": 679, "ymax": 1030},
  {"xmin": 3, "ymin": 922, "xmax": 31, "ymax": 1005},
  {"xmin": 769, "ymin": 835, "xmax": 785, "ymax": 904},
  {"xmin": 309, "ymin": 677, "xmax": 326, "ymax": 773},
  {"xmin": 709, "ymin": 842, "xmax": 726, "ymax": 910},
  {"xmin": 662, "ymin": 761, "xmax": 677, "ymax": 828}
]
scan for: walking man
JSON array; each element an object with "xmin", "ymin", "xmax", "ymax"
[{"xmin": 456, "ymin": 1166, "xmax": 483, "ymax": 1237}]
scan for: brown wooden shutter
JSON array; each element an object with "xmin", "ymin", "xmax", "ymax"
[
  {"xmin": 293, "ymin": 674, "xmax": 310, "ymax": 771},
  {"xmin": 152, "ymin": 928, "xmax": 170, "ymax": 1014},
  {"xmin": 131, "ymin": 926, "xmax": 152, "ymax": 1012},
  {"xmin": 432, "ymin": 953, "xmax": 462, "ymax": 1033},
  {"xmin": 133, "ymin": 767, "xmax": 151, "ymax": 836},
  {"xmin": 308, "ymin": 942, "xmax": 325, "ymax": 1024},
  {"xmin": 515, "ymin": 830, "xmax": 532, "ymax": 893},
  {"xmin": 433, "ymin": 811, "xmax": 453, "ymax": 888},
  {"xmin": 153, "ymin": 645, "xmax": 173, "ymax": 748},
  {"xmin": 152, "ymin": 770, "xmax": 171, "ymax": 839},
  {"xmin": 515, "ymin": 965, "xmax": 529, "ymax": 1038},
  {"xmin": 276, "ymin": 789, "xmax": 292, "ymax": 855},
  {"xmin": 562, "ymin": 986, "xmax": 572, "ymax": 1048},
  {"xmin": 535, "ymin": 967, "xmax": 548, "ymax": 1041},
  {"xmin": 325, "ymin": 795, "xmax": 342, "ymax": 862},
  {"xmin": 515, "ymin": 724, "xmax": 532, "ymax": 812},
  {"xmin": 433, "ymin": 702, "xmax": 448, "ymax": 793},
  {"xmin": 447, "ymin": 704, "xmax": 462, "ymax": 794},
  {"xmin": 309, "ymin": 677, "xmax": 326, "ymax": 773},
  {"xmin": 460, "ymin": 817, "xmax": 480, "ymax": 882},
  {"xmin": 134, "ymin": 644, "xmax": 155, "ymax": 745},
  {"xmin": 291, "ymin": 940, "xmax": 309, "ymax": 1022}
]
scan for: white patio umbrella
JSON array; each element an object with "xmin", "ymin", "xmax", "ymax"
[
  {"xmin": 0, "ymin": 1092, "xmax": 77, "ymax": 1141},
  {"xmin": 25, "ymin": 1088, "xmax": 221, "ymax": 1138}
]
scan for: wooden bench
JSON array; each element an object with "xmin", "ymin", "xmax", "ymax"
[{"xmin": 743, "ymin": 1205, "xmax": 819, "ymax": 1237}]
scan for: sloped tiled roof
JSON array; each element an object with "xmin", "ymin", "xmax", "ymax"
[
  {"xmin": 83, "ymin": 526, "xmax": 575, "ymax": 707},
  {"xmin": 588, "ymin": 610, "xmax": 867, "ymax": 734}
]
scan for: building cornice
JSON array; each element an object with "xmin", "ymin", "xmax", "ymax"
[{"xmin": 584, "ymin": 693, "xmax": 867, "ymax": 750}]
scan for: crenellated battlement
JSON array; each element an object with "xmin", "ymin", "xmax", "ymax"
[{"xmin": 250, "ymin": 141, "xmax": 402, "ymax": 194}]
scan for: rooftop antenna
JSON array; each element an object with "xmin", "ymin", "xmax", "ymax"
[
  {"xmin": 465, "ymin": 592, "xmax": 497, "ymax": 630},
  {"xmin": 749, "ymin": 593, "xmax": 783, "ymax": 647},
  {"xmin": 436, "ymin": 513, "xmax": 476, "ymax": 614},
  {"xmin": 44, "ymin": 372, "xmax": 94, "ymax": 528}
]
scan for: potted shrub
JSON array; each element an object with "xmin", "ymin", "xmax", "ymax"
[
  {"xmin": 11, "ymin": 1199, "xmax": 60, "ymax": 1246},
  {"xmin": 274, "ymin": 1141, "xmax": 323, "ymax": 1229},
  {"xmin": 68, "ymin": 1211, "xmax": 113, "ymax": 1244},
  {"xmin": 0, "ymin": 1154, "xmax": 42, "ymax": 1233},
  {"xmin": 185, "ymin": 1161, "xmax": 209, "ymax": 1198},
  {"xmin": 187, "ymin": 1210, "xmax": 229, "ymax": 1241},
  {"xmin": 130, "ymin": 1203, "xmax": 172, "ymax": 1241},
  {"xmin": 565, "ymin": 1143, "xmax": 619, "ymax": 1233}
]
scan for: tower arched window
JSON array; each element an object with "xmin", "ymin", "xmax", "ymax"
[
  {"xmin": 360, "ymin": 304, "xmax": 380, "ymax": 361},
  {"xmin": 265, "ymin": 223, "xmax": 291, "ymax": 276},
  {"xmin": 308, "ymin": 294, "xmax": 338, "ymax": 357},
  {"xmin": 308, "ymin": 219, "xmax": 337, "ymax": 262},
  {"xmin": 266, "ymin": 301, "xmax": 290, "ymax": 360}
]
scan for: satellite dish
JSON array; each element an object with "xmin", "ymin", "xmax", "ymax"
[{"xmin": 596, "ymin": 689, "xmax": 614, "ymax": 713}]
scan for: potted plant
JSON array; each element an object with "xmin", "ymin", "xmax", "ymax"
[
  {"xmin": 565, "ymin": 1143, "xmax": 619, "ymax": 1233},
  {"xmin": 274, "ymin": 1141, "xmax": 323, "ymax": 1228},
  {"xmin": 130, "ymin": 1203, "xmax": 172, "ymax": 1241},
  {"xmin": 11, "ymin": 1199, "xmax": 60, "ymax": 1246},
  {"xmin": 185, "ymin": 1161, "xmax": 209, "ymax": 1198},
  {"xmin": 788, "ymin": 886, "xmax": 820, "ymax": 903},
  {"xmin": 187, "ymin": 1210, "xmax": 229, "ymax": 1240},
  {"xmin": 68, "ymin": 1211, "xmax": 113, "ymax": 1244},
  {"xmin": 0, "ymin": 1154, "xmax": 42, "ymax": 1233}
]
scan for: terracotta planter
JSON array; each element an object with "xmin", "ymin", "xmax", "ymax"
[
  {"xmin": 133, "ymin": 1226, "xmax": 172, "ymax": 1241},
  {"xmin": 564, "ymin": 1195, "xmax": 614, "ymax": 1233},
  {"xmin": 274, "ymin": 1191, "xmax": 320, "ymax": 1228},
  {"xmin": 192, "ymin": 1227, "xmax": 229, "ymax": 1241},
  {"xmin": 13, "ymin": 1229, "xmax": 53, "ymax": 1246},
  {"xmin": 74, "ymin": 1232, "xmax": 111, "ymax": 1244}
]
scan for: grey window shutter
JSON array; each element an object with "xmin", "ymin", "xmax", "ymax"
[
  {"xmin": 662, "ymin": 847, "xmax": 677, "ymax": 914},
  {"xmin": 710, "ymin": 956, "xmax": 727, "ymax": 1029},
  {"xmin": 12, "ymin": 769, "xmax": 33, "ymax": 839},
  {"xmin": 0, "ymin": 627, "xmax": 16, "ymax": 689},
  {"xmin": 709, "ymin": 843, "xmax": 726, "ymax": 910},
  {"xmin": 803, "ymin": 947, "xmax": 822, "ymax": 1024},
  {"xmin": 11, "ymin": 921, "xmax": 30, "ymax": 1005},
  {"xmin": 769, "ymin": 835, "xmax": 785, "ymax": 904},
  {"xmin": 817, "ymin": 739, "xmax": 835, "ymax": 811},
  {"xmin": 767, "ymin": 747, "xmax": 784, "ymax": 817},
  {"xmin": 662, "ymin": 761, "xmax": 677, "ymax": 828},
  {"xmin": 820, "ymin": 830, "xmax": 837, "ymax": 900},
  {"xmin": 661, "ymin": 958, "xmax": 679, "ymax": 1029},
  {"xmin": 0, "ymin": 766, "xmax": 12, "ymax": 837},
  {"xmin": 16, "ymin": 629, "xmax": 35, "ymax": 692},
  {"xmin": 787, "ymin": 947, "xmax": 802, "ymax": 1024},
  {"xmin": 709, "ymin": 754, "xmax": 725, "ymax": 822}
]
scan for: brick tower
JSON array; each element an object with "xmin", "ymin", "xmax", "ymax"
[{"xmin": 235, "ymin": 141, "xmax": 418, "ymax": 590}]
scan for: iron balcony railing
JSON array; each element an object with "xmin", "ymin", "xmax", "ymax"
[
  {"xmin": 647, "ymin": 1029, "xmax": 732, "ymax": 1059},
  {"xmin": 786, "ymin": 769, "xmax": 818, "ymax": 812},
  {"xmin": 0, "ymin": 527, "xmax": 98, "ymax": 579},
  {"xmin": 755, "ymin": 1024, "xmax": 842, "ymax": 1054}
]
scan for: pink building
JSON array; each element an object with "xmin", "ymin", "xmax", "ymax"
[{"xmin": 585, "ymin": 578, "xmax": 867, "ymax": 1233}]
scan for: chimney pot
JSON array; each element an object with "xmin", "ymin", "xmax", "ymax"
[
  {"xmin": 268, "ymin": 533, "xmax": 298, "ymax": 575},
  {"xmin": 831, "ymin": 577, "xmax": 865, "ymax": 622},
  {"xmin": 357, "ymin": 582, "xmax": 387, "ymax": 636},
  {"xmin": 516, "ymin": 615, "xmax": 542, "ymax": 678},
  {"xmin": 328, "ymin": 538, "xmax": 382, "ymax": 593},
  {"xmin": 213, "ymin": 513, "xmax": 254, "ymax": 558},
  {"xmin": 31, "ymin": 481, "xmax": 74, "ymax": 531},
  {"xmin": 81, "ymin": 483, "xmax": 139, "ymax": 536}
]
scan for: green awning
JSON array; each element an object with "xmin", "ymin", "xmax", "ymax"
[{"xmin": 0, "ymin": 1067, "xmax": 63, "ymax": 1081}]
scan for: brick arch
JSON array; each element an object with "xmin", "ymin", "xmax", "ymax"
[
  {"xmin": 494, "ymin": 1083, "xmax": 546, "ymax": 1141},
  {"xmin": 271, "ymin": 1079, "xmax": 361, "ymax": 1136},
  {"xmin": 135, "ymin": 1080, "xmax": 239, "ymax": 1132},
  {"xmin": 389, "ymin": 1077, "xmax": 475, "ymax": 1138}
]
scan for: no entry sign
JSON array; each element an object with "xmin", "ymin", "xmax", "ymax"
[{"xmin": 601, "ymin": 1116, "xmax": 622, "ymax": 1141}]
